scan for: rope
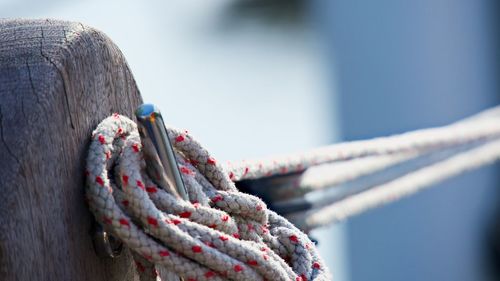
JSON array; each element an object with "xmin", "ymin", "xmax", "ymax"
[
  {"xmin": 226, "ymin": 109, "xmax": 500, "ymax": 183},
  {"xmin": 85, "ymin": 114, "xmax": 330, "ymax": 281},
  {"xmin": 288, "ymin": 138, "xmax": 500, "ymax": 230},
  {"xmin": 269, "ymin": 137, "xmax": 495, "ymax": 215},
  {"xmin": 223, "ymin": 106, "xmax": 500, "ymax": 230},
  {"xmin": 86, "ymin": 106, "xmax": 500, "ymax": 280}
]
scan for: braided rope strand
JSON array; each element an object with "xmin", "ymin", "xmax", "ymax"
[{"xmin": 227, "ymin": 113, "xmax": 500, "ymax": 182}]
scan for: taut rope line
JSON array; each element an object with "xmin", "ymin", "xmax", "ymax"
[{"xmin": 224, "ymin": 106, "xmax": 500, "ymax": 229}]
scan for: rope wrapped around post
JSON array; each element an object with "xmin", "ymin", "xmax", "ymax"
[{"xmin": 85, "ymin": 114, "xmax": 330, "ymax": 281}]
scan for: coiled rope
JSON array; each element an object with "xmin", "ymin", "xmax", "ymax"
[
  {"xmin": 85, "ymin": 114, "xmax": 330, "ymax": 281},
  {"xmin": 86, "ymin": 106, "xmax": 500, "ymax": 280}
]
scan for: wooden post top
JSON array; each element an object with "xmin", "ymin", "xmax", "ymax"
[{"xmin": 0, "ymin": 19, "xmax": 142, "ymax": 281}]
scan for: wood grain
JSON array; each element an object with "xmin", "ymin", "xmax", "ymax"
[{"xmin": 0, "ymin": 19, "xmax": 142, "ymax": 281}]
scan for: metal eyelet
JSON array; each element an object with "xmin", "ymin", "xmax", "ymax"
[{"xmin": 92, "ymin": 223, "xmax": 123, "ymax": 258}]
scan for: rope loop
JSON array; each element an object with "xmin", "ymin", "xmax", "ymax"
[{"xmin": 85, "ymin": 114, "xmax": 330, "ymax": 281}]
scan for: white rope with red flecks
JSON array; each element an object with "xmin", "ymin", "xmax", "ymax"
[
  {"xmin": 85, "ymin": 113, "xmax": 330, "ymax": 281},
  {"xmin": 226, "ymin": 107, "xmax": 500, "ymax": 184},
  {"xmin": 224, "ymin": 106, "xmax": 500, "ymax": 230},
  {"xmin": 86, "ymin": 106, "xmax": 500, "ymax": 280}
]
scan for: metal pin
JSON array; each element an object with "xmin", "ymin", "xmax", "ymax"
[
  {"xmin": 136, "ymin": 104, "xmax": 188, "ymax": 281},
  {"xmin": 135, "ymin": 103, "xmax": 189, "ymax": 200}
]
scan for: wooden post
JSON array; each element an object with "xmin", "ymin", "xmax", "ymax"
[{"xmin": 0, "ymin": 19, "xmax": 142, "ymax": 281}]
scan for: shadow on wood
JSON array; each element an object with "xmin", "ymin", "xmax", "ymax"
[{"xmin": 0, "ymin": 19, "xmax": 142, "ymax": 281}]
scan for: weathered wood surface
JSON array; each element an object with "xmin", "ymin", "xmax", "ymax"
[{"xmin": 0, "ymin": 19, "xmax": 142, "ymax": 281}]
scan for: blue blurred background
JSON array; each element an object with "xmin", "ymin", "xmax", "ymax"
[{"xmin": 2, "ymin": 0, "xmax": 499, "ymax": 280}]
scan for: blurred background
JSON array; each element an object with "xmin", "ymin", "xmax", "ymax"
[{"xmin": 2, "ymin": 0, "xmax": 500, "ymax": 280}]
